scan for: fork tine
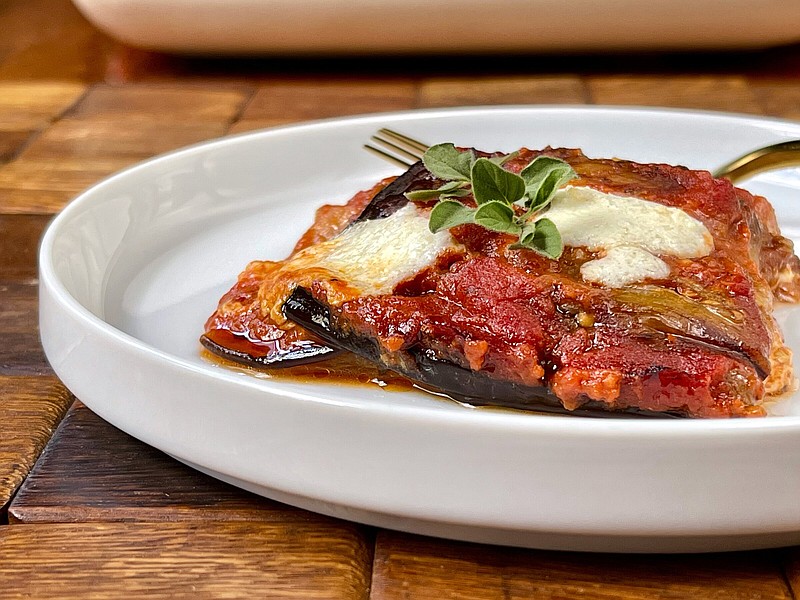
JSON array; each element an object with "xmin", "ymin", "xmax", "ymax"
[
  {"xmin": 363, "ymin": 143, "xmax": 415, "ymax": 168},
  {"xmin": 365, "ymin": 128, "xmax": 430, "ymax": 168},
  {"xmin": 369, "ymin": 135, "xmax": 423, "ymax": 162},
  {"xmin": 377, "ymin": 128, "xmax": 429, "ymax": 154}
]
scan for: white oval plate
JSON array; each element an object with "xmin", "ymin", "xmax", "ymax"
[{"xmin": 40, "ymin": 107, "xmax": 800, "ymax": 553}]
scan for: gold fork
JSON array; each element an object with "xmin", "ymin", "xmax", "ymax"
[
  {"xmin": 712, "ymin": 140, "xmax": 800, "ymax": 183},
  {"xmin": 364, "ymin": 128, "xmax": 428, "ymax": 168},
  {"xmin": 365, "ymin": 128, "xmax": 800, "ymax": 184}
]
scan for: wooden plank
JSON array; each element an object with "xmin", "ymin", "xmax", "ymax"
[
  {"xmin": 0, "ymin": 84, "xmax": 251, "ymax": 214},
  {"xmin": 0, "ymin": 282, "xmax": 50, "ymax": 374},
  {"xmin": 0, "ymin": 82, "xmax": 86, "ymax": 129},
  {"xmin": 0, "ymin": 35, "xmax": 115, "ymax": 83},
  {"xmin": 749, "ymin": 80, "xmax": 800, "ymax": 120},
  {"xmin": 227, "ymin": 119, "xmax": 282, "ymax": 135},
  {"xmin": 0, "ymin": 521, "xmax": 372, "ymax": 599},
  {"xmin": 18, "ymin": 118, "xmax": 228, "ymax": 160},
  {"xmin": 70, "ymin": 84, "xmax": 252, "ymax": 122},
  {"xmin": 11, "ymin": 401, "xmax": 342, "ymax": 524},
  {"xmin": 784, "ymin": 547, "xmax": 800, "ymax": 599},
  {"xmin": 0, "ymin": 376, "xmax": 72, "ymax": 513},
  {"xmin": 370, "ymin": 531, "xmax": 792, "ymax": 600},
  {"xmin": 0, "ymin": 0, "xmax": 188, "ymax": 84},
  {"xmin": 0, "ymin": 119, "xmax": 226, "ymax": 214},
  {"xmin": 418, "ymin": 76, "xmax": 587, "ymax": 107},
  {"xmin": 229, "ymin": 76, "xmax": 586, "ymax": 133},
  {"xmin": 587, "ymin": 76, "xmax": 764, "ymax": 114},
  {"xmin": 0, "ymin": 187, "xmax": 97, "ymax": 215},
  {"xmin": 0, "ymin": 1, "xmax": 116, "ymax": 84},
  {"xmin": 0, "ymin": 157, "xmax": 130, "ymax": 214},
  {"xmin": 239, "ymin": 80, "xmax": 417, "ymax": 125},
  {"xmin": 0, "ymin": 130, "xmax": 33, "ymax": 163},
  {"xmin": 0, "ymin": 214, "xmax": 51, "ymax": 281},
  {"xmin": 0, "ymin": 0, "xmax": 96, "ymax": 63}
]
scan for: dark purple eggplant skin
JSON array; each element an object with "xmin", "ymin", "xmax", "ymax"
[
  {"xmin": 200, "ymin": 334, "xmax": 339, "ymax": 368},
  {"xmin": 282, "ymin": 287, "xmax": 680, "ymax": 418},
  {"xmin": 354, "ymin": 161, "xmax": 437, "ymax": 222}
]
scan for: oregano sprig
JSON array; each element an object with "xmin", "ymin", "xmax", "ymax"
[{"xmin": 405, "ymin": 143, "xmax": 576, "ymax": 259}]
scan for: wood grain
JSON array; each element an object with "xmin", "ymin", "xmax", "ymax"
[
  {"xmin": 18, "ymin": 118, "xmax": 228, "ymax": 160},
  {"xmin": 70, "ymin": 84, "xmax": 252, "ymax": 123},
  {"xmin": 0, "ymin": 521, "xmax": 372, "ymax": 599},
  {"xmin": 239, "ymin": 80, "xmax": 417, "ymax": 125},
  {"xmin": 0, "ymin": 130, "xmax": 33, "ymax": 163},
  {"xmin": 0, "ymin": 0, "xmax": 118, "ymax": 83},
  {"xmin": 0, "ymin": 0, "xmax": 192, "ymax": 86},
  {"xmin": 0, "ymin": 214, "xmax": 49, "ymax": 281},
  {"xmin": 418, "ymin": 76, "xmax": 587, "ymax": 107},
  {"xmin": 0, "ymin": 34, "xmax": 116, "ymax": 82},
  {"xmin": 0, "ymin": 157, "xmax": 132, "ymax": 214},
  {"xmin": 586, "ymin": 76, "xmax": 764, "ymax": 114},
  {"xmin": 370, "ymin": 531, "xmax": 792, "ymax": 600},
  {"xmin": 0, "ymin": 376, "xmax": 72, "ymax": 514},
  {"xmin": 784, "ymin": 547, "xmax": 800, "ymax": 599},
  {"xmin": 749, "ymin": 80, "xmax": 800, "ymax": 120},
  {"xmin": 10, "ymin": 401, "xmax": 345, "ymax": 524},
  {"xmin": 227, "ymin": 119, "xmax": 279, "ymax": 135},
  {"xmin": 0, "ymin": 82, "xmax": 86, "ymax": 129},
  {"xmin": 0, "ymin": 84, "xmax": 253, "ymax": 214},
  {"xmin": 0, "ymin": 282, "xmax": 50, "ymax": 374},
  {"xmin": 0, "ymin": 0, "xmax": 102, "ymax": 66}
]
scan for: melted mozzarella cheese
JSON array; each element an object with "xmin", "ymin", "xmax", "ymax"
[
  {"xmin": 580, "ymin": 245, "xmax": 670, "ymax": 288},
  {"xmin": 543, "ymin": 186, "xmax": 713, "ymax": 257},
  {"xmin": 301, "ymin": 203, "xmax": 454, "ymax": 296},
  {"xmin": 261, "ymin": 203, "xmax": 457, "ymax": 325},
  {"xmin": 539, "ymin": 186, "xmax": 713, "ymax": 288}
]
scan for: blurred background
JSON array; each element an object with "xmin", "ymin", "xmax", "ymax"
[{"xmin": 2, "ymin": 0, "xmax": 800, "ymax": 217}]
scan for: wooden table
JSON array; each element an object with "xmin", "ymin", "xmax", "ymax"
[{"xmin": 2, "ymin": 0, "xmax": 800, "ymax": 597}]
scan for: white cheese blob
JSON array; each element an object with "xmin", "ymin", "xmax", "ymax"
[
  {"xmin": 580, "ymin": 245, "xmax": 670, "ymax": 288},
  {"xmin": 543, "ymin": 186, "xmax": 713, "ymax": 257},
  {"xmin": 538, "ymin": 186, "xmax": 714, "ymax": 288},
  {"xmin": 260, "ymin": 202, "xmax": 459, "ymax": 325},
  {"xmin": 313, "ymin": 203, "xmax": 454, "ymax": 295}
]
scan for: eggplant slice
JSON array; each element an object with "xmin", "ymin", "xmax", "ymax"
[
  {"xmin": 200, "ymin": 333, "xmax": 338, "ymax": 368},
  {"xmin": 282, "ymin": 286, "xmax": 681, "ymax": 419}
]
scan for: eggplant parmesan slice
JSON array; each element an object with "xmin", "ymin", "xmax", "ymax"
[{"xmin": 202, "ymin": 147, "xmax": 800, "ymax": 418}]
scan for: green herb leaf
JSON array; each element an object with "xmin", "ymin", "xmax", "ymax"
[
  {"xmin": 423, "ymin": 143, "xmax": 474, "ymax": 182},
  {"xmin": 487, "ymin": 151, "xmax": 519, "ymax": 166},
  {"xmin": 512, "ymin": 218, "xmax": 563, "ymax": 259},
  {"xmin": 405, "ymin": 181, "xmax": 469, "ymax": 202},
  {"xmin": 439, "ymin": 189, "xmax": 471, "ymax": 199},
  {"xmin": 471, "ymin": 157, "xmax": 526, "ymax": 206},
  {"xmin": 474, "ymin": 201, "xmax": 520, "ymax": 234},
  {"xmin": 428, "ymin": 200, "xmax": 476, "ymax": 233},
  {"xmin": 520, "ymin": 156, "xmax": 577, "ymax": 212}
]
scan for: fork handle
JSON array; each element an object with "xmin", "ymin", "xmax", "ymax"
[{"xmin": 713, "ymin": 140, "xmax": 800, "ymax": 183}]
